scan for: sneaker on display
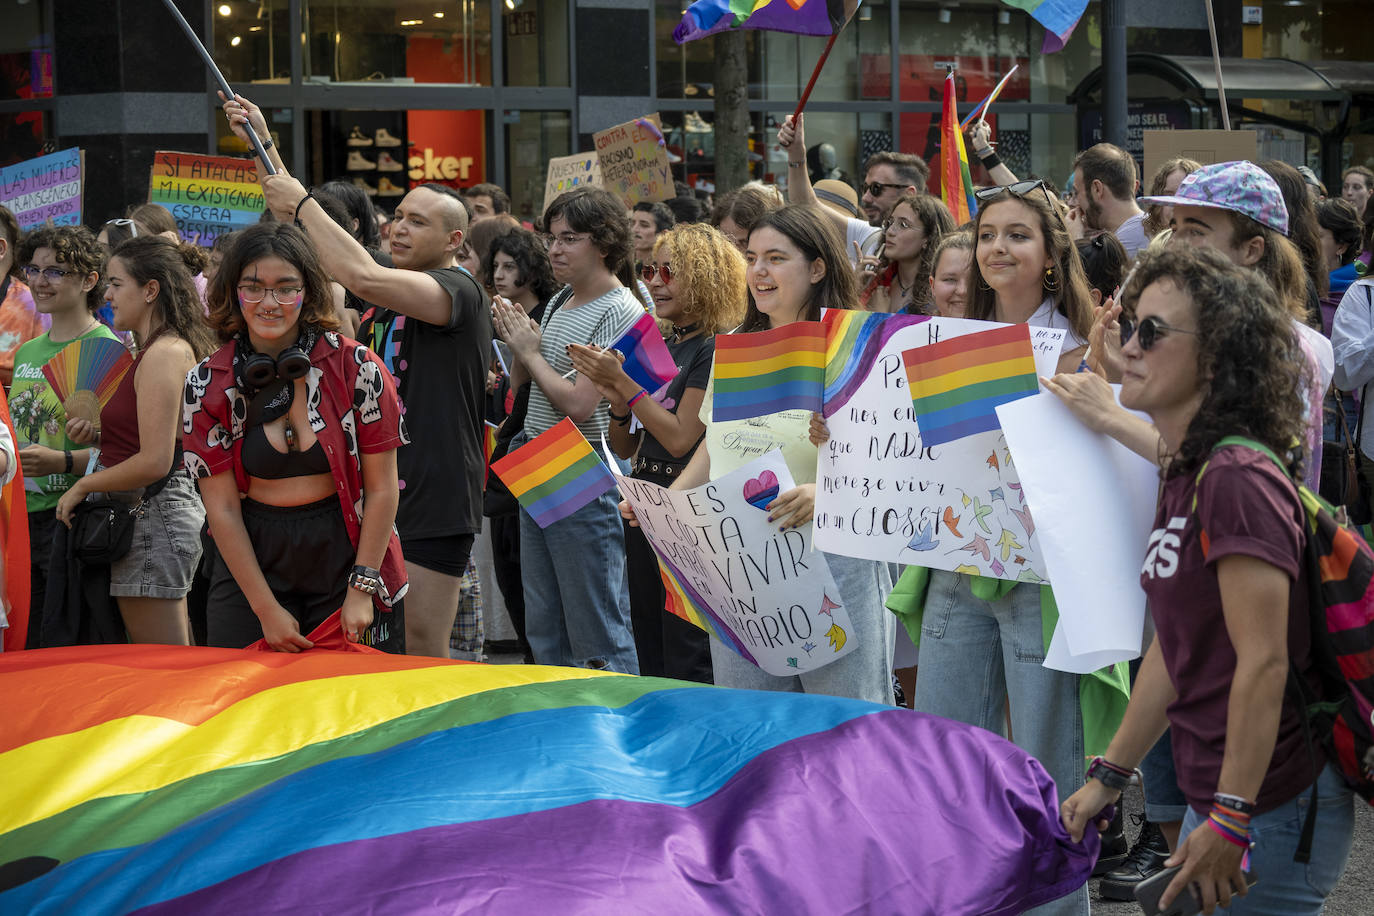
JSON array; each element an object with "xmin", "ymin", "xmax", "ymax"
[
  {"xmin": 347, "ymin": 151, "xmax": 377, "ymax": 171},
  {"xmin": 377, "ymin": 152, "xmax": 404, "ymax": 172},
  {"xmin": 347, "ymin": 126, "xmax": 373, "ymax": 147},
  {"xmin": 374, "ymin": 127, "xmax": 402, "ymax": 147},
  {"xmin": 378, "ymin": 177, "xmax": 405, "ymax": 196},
  {"xmin": 352, "ymin": 177, "xmax": 379, "ymax": 197},
  {"xmin": 685, "ymin": 112, "xmax": 710, "ymax": 133}
]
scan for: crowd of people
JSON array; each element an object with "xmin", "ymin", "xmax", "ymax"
[{"xmin": 0, "ymin": 93, "xmax": 1368, "ymax": 914}]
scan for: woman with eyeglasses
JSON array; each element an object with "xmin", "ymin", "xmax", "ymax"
[
  {"xmin": 12, "ymin": 225, "xmax": 119, "ymax": 636},
  {"xmin": 568, "ymin": 222, "xmax": 745, "ymax": 681},
  {"xmin": 1053, "ymin": 246, "xmax": 1354, "ymax": 916},
  {"xmin": 490, "ymin": 187, "xmax": 647, "ymax": 674},
  {"xmin": 185, "ymin": 223, "xmax": 408, "ymax": 651},
  {"xmin": 49, "ymin": 235, "xmax": 214, "ymax": 644},
  {"xmin": 622, "ymin": 205, "xmax": 896, "ymax": 703},
  {"xmin": 857, "ymin": 193, "xmax": 956, "ymax": 314}
]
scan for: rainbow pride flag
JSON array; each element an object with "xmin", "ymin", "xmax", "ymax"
[
  {"xmin": 611, "ymin": 311, "xmax": 678, "ymax": 394},
  {"xmin": 712, "ymin": 321, "xmax": 826, "ymax": 421},
  {"xmin": 904, "ymin": 323, "xmax": 1039, "ymax": 447},
  {"xmin": 940, "ymin": 70, "xmax": 977, "ymax": 225},
  {"xmin": 489, "ymin": 417, "xmax": 616, "ymax": 527},
  {"xmin": 483, "ymin": 420, "xmax": 499, "ymax": 484},
  {"xmin": 822, "ymin": 309, "xmax": 928, "ymax": 417},
  {"xmin": 1001, "ymin": 0, "xmax": 1088, "ymax": 53},
  {"xmin": 657, "ymin": 556, "xmax": 758, "ymax": 666},
  {"xmin": 0, "ymin": 644, "xmax": 1099, "ymax": 913},
  {"xmin": 674, "ymin": 0, "xmax": 860, "ymax": 43}
]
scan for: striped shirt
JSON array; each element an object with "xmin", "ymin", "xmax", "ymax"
[{"xmin": 524, "ymin": 285, "xmax": 646, "ymax": 440}]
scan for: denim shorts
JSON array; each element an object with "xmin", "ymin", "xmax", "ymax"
[{"xmin": 107, "ymin": 471, "xmax": 206, "ymax": 599}]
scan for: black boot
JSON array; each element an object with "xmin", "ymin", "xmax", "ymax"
[
  {"xmin": 1098, "ymin": 816, "xmax": 1170, "ymax": 901},
  {"xmin": 1091, "ymin": 807, "xmax": 1128, "ymax": 877}
]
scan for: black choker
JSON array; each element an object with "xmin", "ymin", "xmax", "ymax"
[{"xmin": 670, "ymin": 322, "xmax": 700, "ymax": 342}]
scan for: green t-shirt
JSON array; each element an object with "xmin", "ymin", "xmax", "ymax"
[{"xmin": 10, "ymin": 326, "xmax": 120, "ymax": 512}]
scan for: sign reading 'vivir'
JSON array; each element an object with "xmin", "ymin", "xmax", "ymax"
[{"xmin": 0, "ymin": 148, "xmax": 84, "ymax": 230}]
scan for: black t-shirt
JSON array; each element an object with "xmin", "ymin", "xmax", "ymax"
[
  {"xmin": 358, "ymin": 265, "xmax": 490, "ymax": 539},
  {"xmin": 636, "ymin": 333, "xmax": 714, "ymax": 464}
]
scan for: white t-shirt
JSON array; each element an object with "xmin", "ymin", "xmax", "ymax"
[
  {"xmin": 1114, "ymin": 211, "xmax": 1150, "ymax": 261},
  {"xmin": 844, "ymin": 217, "xmax": 884, "ymax": 265},
  {"xmin": 1029, "ymin": 296, "xmax": 1089, "ymax": 350}
]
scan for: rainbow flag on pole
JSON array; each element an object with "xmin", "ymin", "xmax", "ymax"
[
  {"xmin": 674, "ymin": 0, "xmax": 860, "ymax": 43},
  {"xmin": 940, "ymin": 69, "xmax": 977, "ymax": 226},
  {"xmin": 0, "ymin": 644, "xmax": 1100, "ymax": 913},
  {"xmin": 1000, "ymin": 0, "xmax": 1088, "ymax": 53},
  {"xmin": 904, "ymin": 323, "xmax": 1039, "ymax": 447},
  {"xmin": 611, "ymin": 311, "xmax": 678, "ymax": 394},
  {"xmin": 712, "ymin": 321, "xmax": 826, "ymax": 421},
  {"xmin": 489, "ymin": 417, "xmax": 616, "ymax": 527}
]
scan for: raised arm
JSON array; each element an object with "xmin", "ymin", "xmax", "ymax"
[
  {"xmin": 778, "ymin": 115, "xmax": 849, "ymax": 236},
  {"xmin": 967, "ymin": 120, "xmax": 1019, "ymax": 188}
]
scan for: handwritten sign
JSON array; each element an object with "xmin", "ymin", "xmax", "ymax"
[
  {"xmin": 612, "ymin": 447, "xmax": 856, "ymax": 676},
  {"xmin": 0, "ymin": 148, "xmax": 83, "ymax": 230},
  {"xmin": 148, "ymin": 151, "xmax": 265, "ymax": 245},
  {"xmin": 543, "ymin": 152, "xmax": 602, "ymax": 217},
  {"xmin": 813, "ymin": 316, "xmax": 1064, "ymax": 582},
  {"xmin": 593, "ymin": 114, "xmax": 672, "ymax": 207}
]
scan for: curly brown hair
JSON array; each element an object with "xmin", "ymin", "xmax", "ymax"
[
  {"xmin": 861, "ymin": 193, "xmax": 956, "ymax": 312},
  {"xmin": 109, "ymin": 236, "xmax": 217, "ymax": 359},
  {"xmin": 650, "ymin": 223, "xmax": 746, "ymax": 334},
  {"xmin": 543, "ymin": 187, "xmax": 633, "ymax": 275},
  {"xmin": 1119, "ymin": 245, "xmax": 1307, "ymax": 481},
  {"xmin": 205, "ymin": 222, "xmax": 339, "ymax": 342},
  {"xmin": 1142, "ymin": 157, "xmax": 1202, "ymax": 237},
  {"xmin": 19, "ymin": 225, "xmax": 106, "ymax": 313}
]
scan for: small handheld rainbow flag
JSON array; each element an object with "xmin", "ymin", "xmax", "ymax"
[
  {"xmin": 904, "ymin": 323, "xmax": 1038, "ymax": 447},
  {"xmin": 712, "ymin": 322, "xmax": 826, "ymax": 422},
  {"xmin": 611, "ymin": 311, "xmax": 678, "ymax": 394},
  {"xmin": 940, "ymin": 70, "xmax": 977, "ymax": 226},
  {"xmin": 673, "ymin": 0, "xmax": 860, "ymax": 43},
  {"xmin": 489, "ymin": 417, "xmax": 616, "ymax": 528},
  {"xmin": 482, "ymin": 420, "xmax": 499, "ymax": 485}
]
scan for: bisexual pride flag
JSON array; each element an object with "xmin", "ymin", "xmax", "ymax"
[
  {"xmin": 674, "ymin": 0, "xmax": 860, "ymax": 44},
  {"xmin": 0, "ymin": 644, "xmax": 1099, "ymax": 913},
  {"xmin": 904, "ymin": 323, "xmax": 1039, "ymax": 447},
  {"xmin": 712, "ymin": 321, "xmax": 826, "ymax": 421},
  {"xmin": 490, "ymin": 417, "xmax": 616, "ymax": 527},
  {"xmin": 611, "ymin": 311, "xmax": 678, "ymax": 394}
]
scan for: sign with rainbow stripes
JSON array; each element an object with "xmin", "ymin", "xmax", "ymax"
[
  {"xmin": 611, "ymin": 446, "xmax": 854, "ymax": 676},
  {"xmin": 148, "ymin": 151, "xmax": 265, "ymax": 245},
  {"xmin": 490, "ymin": 417, "xmax": 616, "ymax": 528},
  {"xmin": 711, "ymin": 321, "xmax": 826, "ymax": 422},
  {"xmin": 0, "ymin": 644, "xmax": 1100, "ymax": 913},
  {"xmin": 903, "ymin": 323, "xmax": 1039, "ymax": 447}
]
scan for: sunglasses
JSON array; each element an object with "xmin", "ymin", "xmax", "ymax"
[
  {"xmin": 974, "ymin": 178, "xmax": 1056, "ymax": 211},
  {"xmin": 104, "ymin": 218, "xmax": 139, "ymax": 236},
  {"xmin": 863, "ymin": 181, "xmax": 908, "ymax": 198},
  {"xmin": 1120, "ymin": 315, "xmax": 1197, "ymax": 351},
  {"xmin": 640, "ymin": 263, "xmax": 673, "ymax": 284}
]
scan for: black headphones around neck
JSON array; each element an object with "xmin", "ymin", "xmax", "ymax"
[{"xmin": 237, "ymin": 328, "xmax": 314, "ymax": 391}]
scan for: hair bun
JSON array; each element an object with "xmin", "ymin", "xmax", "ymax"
[{"xmin": 176, "ymin": 240, "xmax": 209, "ymax": 275}]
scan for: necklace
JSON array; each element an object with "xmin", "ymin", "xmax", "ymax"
[
  {"xmin": 670, "ymin": 321, "xmax": 699, "ymax": 343},
  {"xmin": 54, "ymin": 317, "xmax": 101, "ymax": 344}
]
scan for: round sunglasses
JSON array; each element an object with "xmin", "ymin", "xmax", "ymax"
[
  {"xmin": 640, "ymin": 263, "xmax": 673, "ymax": 284},
  {"xmin": 1120, "ymin": 315, "xmax": 1197, "ymax": 351}
]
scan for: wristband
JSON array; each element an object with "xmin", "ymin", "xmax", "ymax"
[
  {"xmin": 627, "ymin": 389, "xmax": 648, "ymax": 408},
  {"xmin": 293, "ymin": 191, "xmax": 316, "ymax": 227},
  {"xmin": 977, "ymin": 150, "xmax": 1003, "ymax": 170},
  {"xmin": 788, "ymin": 161, "xmax": 806, "ymax": 168},
  {"xmin": 1207, "ymin": 811, "xmax": 1251, "ymax": 848},
  {"xmin": 1085, "ymin": 756, "xmax": 1133, "ymax": 792},
  {"xmin": 259, "ymin": 135, "xmax": 274, "ymax": 150},
  {"xmin": 64, "ymin": 450, "xmax": 73, "ymax": 474},
  {"xmin": 608, "ymin": 409, "xmax": 630, "ymax": 424},
  {"xmin": 1212, "ymin": 792, "xmax": 1255, "ymax": 817},
  {"xmin": 347, "ymin": 564, "xmax": 383, "ymax": 595}
]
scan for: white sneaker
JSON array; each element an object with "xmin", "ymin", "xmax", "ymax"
[
  {"xmin": 685, "ymin": 112, "xmax": 711, "ymax": 133},
  {"xmin": 347, "ymin": 126, "xmax": 373, "ymax": 147},
  {"xmin": 374, "ymin": 127, "xmax": 402, "ymax": 147},
  {"xmin": 347, "ymin": 150, "xmax": 377, "ymax": 171},
  {"xmin": 352, "ymin": 177, "xmax": 379, "ymax": 196},
  {"xmin": 377, "ymin": 151, "xmax": 404, "ymax": 172}
]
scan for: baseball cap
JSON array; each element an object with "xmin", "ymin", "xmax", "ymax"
[{"xmin": 1139, "ymin": 160, "xmax": 1289, "ymax": 236}]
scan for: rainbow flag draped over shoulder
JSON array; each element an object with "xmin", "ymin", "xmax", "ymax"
[
  {"xmin": 489, "ymin": 417, "xmax": 617, "ymax": 527},
  {"xmin": 1000, "ymin": 0, "xmax": 1088, "ymax": 53},
  {"xmin": 674, "ymin": 0, "xmax": 860, "ymax": 43},
  {"xmin": 904, "ymin": 323, "xmax": 1039, "ymax": 447},
  {"xmin": 712, "ymin": 321, "xmax": 826, "ymax": 421},
  {"xmin": 0, "ymin": 644, "xmax": 1099, "ymax": 913},
  {"xmin": 940, "ymin": 70, "xmax": 977, "ymax": 225}
]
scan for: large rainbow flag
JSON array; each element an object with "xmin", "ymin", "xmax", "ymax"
[
  {"xmin": 674, "ymin": 0, "xmax": 860, "ymax": 43},
  {"xmin": 1000, "ymin": 0, "xmax": 1089, "ymax": 53},
  {"xmin": 489, "ymin": 417, "xmax": 617, "ymax": 527},
  {"xmin": 0, "ymin": 645, "xmax": 1099, "ymax": 913},
  {"xmin": 940, "ymin": 69, "xmax": 977, "ymax": 226},
  {"xmin": 712, "ymin": 321, "xmax": 826, "ymax": 421},
  {"xmin": 904, "ymin": 323, "xmax": 1040, "ymax": 447}
]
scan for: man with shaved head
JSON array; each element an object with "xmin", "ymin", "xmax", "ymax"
[{"xmin": 258, "ymin": 157, "xmax": 491, "ymax": 660}]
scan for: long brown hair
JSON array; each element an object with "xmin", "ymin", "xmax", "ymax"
[
  {"xmin": 860, "ymin": 193, "xmax": 955, "ymax": 312},
  {"xmin": 109, "ymin": 236, "xmax": 217, "ymax": 359},
  {"xmin": 738, "ymin": 205, "xmax": 856, "ymax": 332}
]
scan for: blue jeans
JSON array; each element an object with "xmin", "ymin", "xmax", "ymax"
[
  {"xmin": 1178, "ymin": 764, "xmax": 1354, "ymax": 915},
  {"xmin": 1129, "ymin": 655, "xmax": 1189, "ymax": 823},
  {"xmin": 912, "ymin": 570, "xmax": 1087, "ymax": 916},
  {"xmin": 514, "ymin": 433, "xmax": 637, "ymax": 674},
  {"xmin": 709, "ymin": 553, "xmax": 895, "ymax": 704}
]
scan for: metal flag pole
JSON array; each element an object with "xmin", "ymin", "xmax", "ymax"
[
  {"xmin": 1203, "ymin": 0, "xmax": 1231, "ymax": 130},
  {"xmin": 157, "ymin": 0, "xmax": 277, "ymax": 173}
]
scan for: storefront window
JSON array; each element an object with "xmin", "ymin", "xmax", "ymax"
[
  {"xmin": 505, "ymin": 109, "xmax": 571, "ymax": 222},
  {"xmin": 212, "ymin": 1, "xmax": 292, "ymax": 83},
  {"xmin": 768, "ymin": 111, "xmax": 893, "ymax": 193},
  {"xmin": 503, "ymin": 0, "xmax": 569, "ymax": 87},
  {"xmin": 654, "ymin": 0, "xmax": 757, "ymax": 99},
  {"xmin": 300, "ymin": 108, "xmax": 485, "ymax": 202}
]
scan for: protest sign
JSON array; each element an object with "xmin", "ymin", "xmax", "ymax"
[
  {"xmin": 813, "ymin": 315, "xmax": 1063, "ymax": 581},
  {"xmin": 542, "ymin": 152, "xmax": 602, "ymax": 215},
  {"xmin": 149, "ymin": 151, "xmax": 265, "ymax": 245},
  {"xmin": 0, "ymin": 148, "xmax": 83, "ymax": 230},
  {"xmin": 1142, "ymin": 129, "xmax": 1256, "ymax": 184},
  {"xmin": 611, "ymin": 446, "xmax": 856, "ymax": 676},
  {"xmin": 593, "ymin": 114, "xmax": 673, "ymax": 206},
  {"xmin": 996, "ymin": 388, "xmax": 1157, "ymax": 673}
]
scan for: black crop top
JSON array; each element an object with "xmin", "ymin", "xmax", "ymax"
[{"xmin": 241, "ymin": 424, "xmax": 331, "ymax": 479}]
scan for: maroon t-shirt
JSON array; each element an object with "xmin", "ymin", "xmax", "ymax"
[{"xmin": 1141, "ymin": 445, "xmax": 1319, "ymax": 813}]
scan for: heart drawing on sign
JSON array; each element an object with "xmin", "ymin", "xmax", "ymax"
[{"xmin": 742, "ymin": 470, "xmax": 780, "ymax": 510}]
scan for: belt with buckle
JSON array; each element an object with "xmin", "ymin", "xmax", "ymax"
[{"xmin": 632, "ymin": 456, "xmax": 688, "ymax": 478}]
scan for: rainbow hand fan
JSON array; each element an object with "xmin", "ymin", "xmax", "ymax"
[{"xmin": 42, "ymin": 337, "xmax": 134, "ymax": 431}]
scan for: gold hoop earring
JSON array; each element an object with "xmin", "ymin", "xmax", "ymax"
[{"xmin": 1042, "ymin": 266, "xmax": 1060, "ymax": 293}]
